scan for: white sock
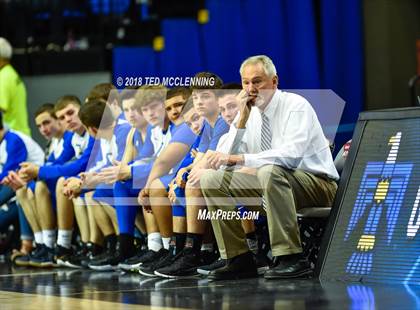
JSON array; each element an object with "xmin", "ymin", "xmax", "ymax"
[
  {"xmin": 43, "ymin": 230, "xmax": 56, "ymax": 248},
  {"xmin": 148, "ymin": 232, "xmax": 162, "ymax": 252},
  {"xmin": 57, "ymin": 229, "xmax": 72, "ymax": 249},
  {"xmin": 162, "ymin": 237, "xmax": 171, "ymax": 250},
  {"xmin": 201, "ymin": 243, "xmax": 214, "ymax": 252},
  {"xmin": 34, "ymin": 232, "xmax": 43, "ymax": 244}
]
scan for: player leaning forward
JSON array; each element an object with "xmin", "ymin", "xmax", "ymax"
[{"xmin": 201, "ymin": 55, "xmax": 339, "ymax": 280}]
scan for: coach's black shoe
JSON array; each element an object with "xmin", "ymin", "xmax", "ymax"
[
  {"xmin": 154, "ymin": 248, "xmax": 201, "ymax": 278},
  {"xmin": 207, "ymin": 251, "xmax": 258, "ymax": 281},
  {"xmin": 197, "ymin": 257, "xmax": 226, "ymax": 276},
  {"xmin": 264, "ymin": 255, "xmax": 312, "ymax": 279}
]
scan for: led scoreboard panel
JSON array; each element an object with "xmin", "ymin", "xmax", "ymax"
[{"xmin": 318, "ymin": 107, "xmax": 420, "ymax": 285}]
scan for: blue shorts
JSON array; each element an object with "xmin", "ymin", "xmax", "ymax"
[
  {"xmin": 159, "ymin": 173, "xmax": 176, "ymax": 189},
  {"xmin": 79, "ymin": 188, "xmax": 89, "ymax": 198},
  {"xmin": 27, "ymin": 181, "xmax": 36, "ymax": 193},
  {"xmin": 113, "ymin": 178, "xmax": 141, "ymax": 209},
  {"xmin": 170, "ymin": 171, "xmax": 189, "ymax": 217},
  {"xmin": 79, "ymin": 182, "xmax": 114, "ymax": 205},
  {"xmin": 93, "ymin": 187, "xmax": 115, "ymax": 205}
]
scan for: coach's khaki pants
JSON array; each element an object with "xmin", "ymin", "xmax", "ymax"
[{"xmin": 201, "ymin": 165, "xmax": 337, "ymax": 259}]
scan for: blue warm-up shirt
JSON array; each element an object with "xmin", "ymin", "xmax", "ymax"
[
  {"xmin": 38, "ymin": 130, "xmax": 95, "ymax": 180},
  {"xmin": 0, "ymin": 130, "xmax": 44, "ymax": 180},
  {"xmin": 197, "ymin": 116, "xmax": 230, "ymax": 153},
  {"xmin": 45, "ymin": 131, "xmax": 75, "ymax": 165}
]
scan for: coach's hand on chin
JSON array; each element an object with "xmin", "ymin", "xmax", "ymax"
[{"xmin": 236, "ymin": 89, "xmax": 256, "ymax": 129}]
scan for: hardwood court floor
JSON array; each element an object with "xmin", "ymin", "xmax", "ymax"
[{"xmin": 0, "ymin": 262, "xmax": 418, "ymax": 309}]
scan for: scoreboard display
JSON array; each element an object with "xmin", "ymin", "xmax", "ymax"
[{"xmin": 318, "ymin": 107, "xmax": 420, "ymax": 285}]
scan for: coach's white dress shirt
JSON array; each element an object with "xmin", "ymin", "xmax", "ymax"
[{"xmin": 225, "ymin": 89, "xmax": 339, "ymax": 180}]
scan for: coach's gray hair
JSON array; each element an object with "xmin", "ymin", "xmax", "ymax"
[{"xmin": 239, "ymin": 55, "xmax": 277, "ymax": 78}]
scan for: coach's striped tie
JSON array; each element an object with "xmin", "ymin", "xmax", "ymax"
[
  {"xmin": 260, "ymin": 112, "xmax": 272, "ymax": 210},
  {"xmin": 260, "ymin": 112, "xmax": 272, "ymax": 151}
]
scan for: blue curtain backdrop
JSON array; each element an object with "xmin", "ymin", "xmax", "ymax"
[{"xmin": 112, "ymin": 0, "xmax": 363, "ymax": 148}]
